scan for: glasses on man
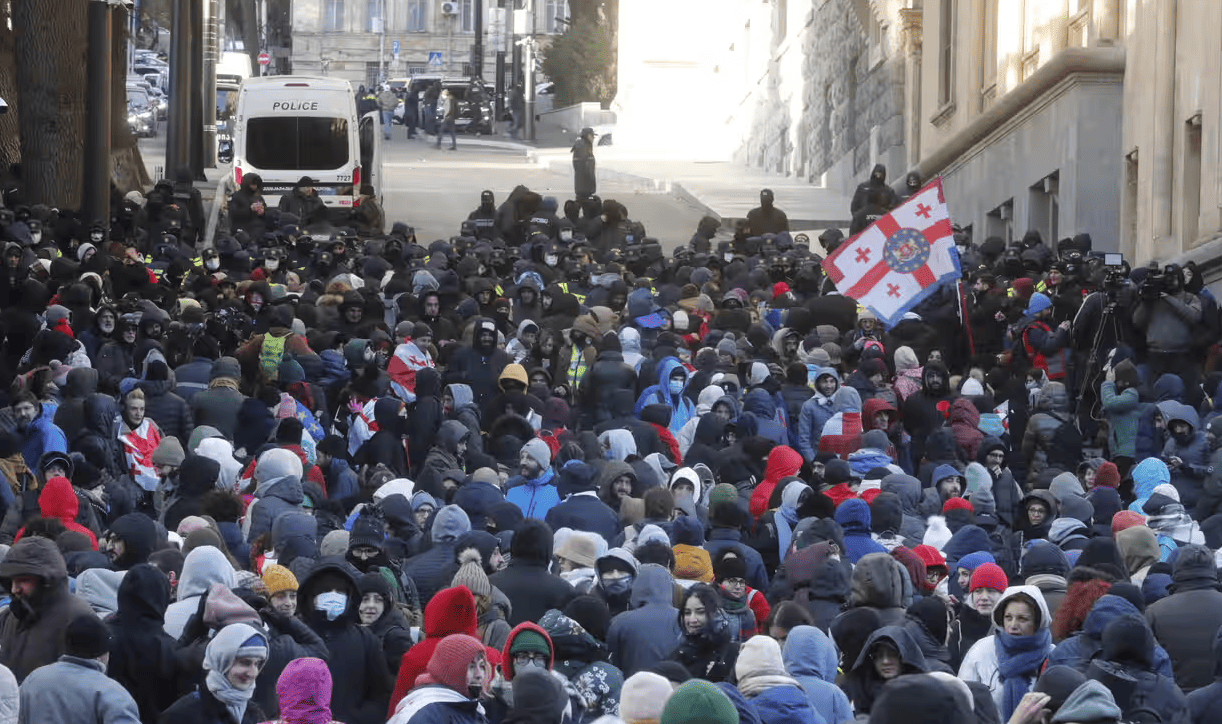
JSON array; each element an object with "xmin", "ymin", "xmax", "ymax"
[
  {"xmin": 514, "ymin": 652, "xmax": 548, "ymax": 667},
  {"xmin": 722, "ymin": 577, "xmax": 747, "ymax": 589}
]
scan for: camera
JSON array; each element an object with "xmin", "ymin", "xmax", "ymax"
[{"xmin": 1140, "ymin": 260, "xmax": 1166, "ymax": 302}]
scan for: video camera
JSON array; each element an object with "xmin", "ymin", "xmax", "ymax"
[{"xmin": 1139, "ymin": 260, "xmax": 1168, "ymax": 302}]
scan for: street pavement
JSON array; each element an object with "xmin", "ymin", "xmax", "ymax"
[{"xmin": 137, "ymin": 122, "xmax": 849, "ymax": 251}]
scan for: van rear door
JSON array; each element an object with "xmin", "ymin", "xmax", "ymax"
[{"xmin": 358, "ymin": 110, "xmax": 383, "ymax": 206}]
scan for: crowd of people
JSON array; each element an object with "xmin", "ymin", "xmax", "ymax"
[{"xmin": 0, "ymin": 162, "xmax": 1218, "ymax": 724}]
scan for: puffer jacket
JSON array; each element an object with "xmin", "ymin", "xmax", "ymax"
[
  {"xmin": 1161, "ymin": 402, "xmax": 1210, "ymax": 510},
  {"xmin": 0, "ymin": 537, "xmax": 97, "ymax": 682},
  {"xmin": 1021, "ymin": 381, "xmax": 1072, "ymax": 484},
  {"xmin": 245, "ymin": 469, "xmax": 305, "ymax": 543},
  {"xmin": 880, "ymin": 473, "xmax": 927, "ymax": 542},
  {"xmin": 584, "ymin": 348, "xmax": 637, "ymax": 426},
  {"xmin": 1136, "ymin": 374, "xmax": 1183, "ymax": 462},
  {"xmin": 748, "ymin": 445, "xmax": 803, "ymax": 519},
  {"xmin": 1100, "ymin": 380, "xmax": 1140, "ymax": 459},
  {"xmin": 796, "ymin": 367, "xmax": 839, "ymax": 462},
  {"xmin": 833, "ymin": 499, "xmax": 887, "ymax": 564},
  {"xmin": 1046, "ymin": 594, "xmax": 1174, "ymax": 678},
  {"xmin": 843, "ymin": 552, "xmax": 909, "ymax": 626}
]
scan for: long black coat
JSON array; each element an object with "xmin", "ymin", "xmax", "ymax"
[{"xmin": 572, "ymin": 137, "xmax": 597, "ymax": 198}]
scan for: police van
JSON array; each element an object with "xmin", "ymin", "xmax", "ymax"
[{"xmin": 232, "ymin": 75, "xmax": 383, "ymax": 221}]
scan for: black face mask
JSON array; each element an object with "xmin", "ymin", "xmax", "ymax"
[
  {"xmin": 8, "ymin": 590, "xmax": 38, "ymax": 621},
  {"xmin": 601, "ymin": 576, "xmax": 633, "ymax": 600},
  {"xmin": 467, "ymin": 685, "xmax": 484, "ymax": 700},
  {"xmin": 1174, "ymin": 430, "xmax": 1193, "ymax": 445}
]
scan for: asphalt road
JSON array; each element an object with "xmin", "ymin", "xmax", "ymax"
[{"xmin": 138, "ymin": 128, "xmax": 710, "ymax": 250}]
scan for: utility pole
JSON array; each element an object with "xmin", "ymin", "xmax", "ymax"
[
  {"xmin": 203, "ymin": 0, "xmax": 218, "ymax": 167},
  {"xmin": 378, "ymin": 0, "xmax": 386, "ymax": 84},
  {"xmin": 84, "ymin": 0, "xmax": 116, "ymax": 226},
  {"xmin": 189, "ymin": 0, "xmax": 205, "ymax": 179},
  {"xmin": 522, "ymin": 0, "xmax": 534, "ymax": 141},
  {"xmin": 165, "ymin": 0, "xmax": 193, "ymax": 177},
  {"xmin": 472, "ymin": 0, "xmax": 484, "ymax": 78}
]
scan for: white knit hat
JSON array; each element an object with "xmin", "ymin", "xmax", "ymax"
[{"xmin": 620, "ymin": 672, "xmax": 675, "ymax": 723}]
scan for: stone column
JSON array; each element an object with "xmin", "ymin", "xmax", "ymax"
[
  {"xmin": 1151, "ymin": 0, "xmax": 1178, "ymax": 260},
  {"xmin": 900, "ymin": 7, "xmax": 922, "ymax": 171}
]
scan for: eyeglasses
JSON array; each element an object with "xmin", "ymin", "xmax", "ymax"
[
  {"xmin": 513, "ymin": 652, "xmax": 548, "ymax": 666},
  {"xmin": 722, "ymin": 577, "xmax": 747, "ymax": 588}
]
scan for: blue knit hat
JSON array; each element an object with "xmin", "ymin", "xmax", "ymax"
[
  {"xmin": 956, "ymin": 550, "xmax": 996, "ymax": 573},
  {"xmin": 1024, "ymin": 292, "xmax": 1052, "ymax": 316}
]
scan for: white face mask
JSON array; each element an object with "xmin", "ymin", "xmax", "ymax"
[
  {"xmin": 30, "ymin": 231, "xmax": 41, "ymax": 244},
  {"xmin": 723, "ymin": 252, "xmax": 734, "ymax": 262},
  {"xmin": 265, "ymin": 259, "xmax": 280, "ymax": 272},
  {"xmin": 315, "ymin": 592, "xmax": 348, "ymax": 621},
  {"xmin": 205, "ymin": 259, "xmax": 220, "ymax": 271},
  {"xmin": 669, "ymin": 379, "xmax": 685, "ymax": 395}
]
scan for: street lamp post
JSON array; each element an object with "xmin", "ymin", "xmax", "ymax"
[{"xmin": 378, "ymin": 0, "xmax": 386, "ymax": 84}]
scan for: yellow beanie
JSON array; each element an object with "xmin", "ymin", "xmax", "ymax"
[
  {"xmin": 672, "ymin": 544, "xmax": 713, "ymax": 583},
  {"xmin": 262, "ymin": 564, "xmax": 299, "ymax": 596}
]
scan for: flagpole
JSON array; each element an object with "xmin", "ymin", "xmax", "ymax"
[{"xmin": 957, "ymin": 279, "xmax": 976, "ymax": 360}]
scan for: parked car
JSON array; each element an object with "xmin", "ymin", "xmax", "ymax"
[
  {"xmin": 393, "ymin": 76, "xmax": 493, "ymax": 135},
  {"xmin": 126, "ymin": 85, "xmax": 156, "ymax": 138}
]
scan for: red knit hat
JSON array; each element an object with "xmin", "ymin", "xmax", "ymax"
[
  {"xmin": 1094, "ymin": 462, "xmax": 1120, "ymax": 489},
  {"xmin": 942, "ymin": 497, "xmax": 973, "ymax": 513},
  {"xmin": 968, "ymin": 563, "xmax": 1008, "ymax": 593},
  {"xmin": 913, "ymin": 544, "xmax": 947, "ymax": 573},
  {"xmin": 1111, "ymin": 510, "xmax": 1146, "ymax": 535},
  {"xmin": 424, "ymin": 634, "xmax": 486, "ymax": 693}
]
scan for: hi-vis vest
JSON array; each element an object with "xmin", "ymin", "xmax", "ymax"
[
  {"xmin": 1021, "ymin": 321, "xmax": 1066, "ymax": 380},
  {"xmin": 556, "ymin": 282, "xmax": 585, "ymax": 304}
]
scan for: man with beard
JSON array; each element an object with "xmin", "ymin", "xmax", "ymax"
[
  {"xmin": 445, "ymin": 318, "xmax": 510, "ymax": 406},
  {"xmin": 0, "ymin": 536, "xmax": 96, "ymax": 682},
  {"xmin": 10, "ymin": 391, "xmax": 67, "ymax": 471}
]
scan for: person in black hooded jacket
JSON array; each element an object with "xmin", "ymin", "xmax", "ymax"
[
  {"xmin": 582, "ymin": 339, "xmax": 637, "ymax": 428},
  {"xmin": 355, "ymin": 397, "xmax": 410, "ymax": 478},
  {"xmin": 850, "ymin": 164, "xmax": 899, "ymax": 216},
  {"xmin": 407, "ymin": 367, "xmax": 444, "ymax": 472},
  {"xmin": 672, "ymin": 583, "xmax": 739, "ymax": 683},
  {"xmin": 1087, "ymin": 614, "xmax": 1189, "ymax": 724},
  {"xmin": 297, "ymin": 557, "xmax": 392, "ymax": 724},
  {"xmin": 106, "ymin": 512, "xmax": 159, "ymax": 571},
  {"xmin": 71, "ymin": 393, "xmax": 127, "ymax": 478},
  {"xmin": 489, "ymin": 519, "xmax": 574, "ymax": 626},
  {"xmin": 109, "ymin": 563, "xmax": 182, "ymax": 724},
  {"xmin": 137, "ymin": 360, "xmax": 193, "ymax": 445},
  {"xmin": 163, "ymin": 454, "xmax": 222, "ymax": 532},
  {"xmin": 592, "ymin": 388, "xmax": 663, "ymax": 458},
  {"xmin": 446, "ymin": 317, "xmax": 510, "ymax": 406},
  {"xmin": 684, "ymin": 415, "xmax": 727, "ymax": 475},
  {"xmin": 901, "ymin": 362, "xmax": 956, "ymax": 465},
  {"xmin": 841, "ymin": 625, "xmax": 929, "ymax": 715}
]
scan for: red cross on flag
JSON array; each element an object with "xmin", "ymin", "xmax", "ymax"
[{"xmin": 821, "ymin": 177, "xmax": 960, "ymax": 326}]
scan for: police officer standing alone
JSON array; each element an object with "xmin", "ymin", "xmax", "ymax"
[
  {"xmin": 746, "ymin": 188, "xmax": 789, "ymax": 235},
  {"xmin": 572, "ymin": 127, "xmax": 597, "ymax": 201}
]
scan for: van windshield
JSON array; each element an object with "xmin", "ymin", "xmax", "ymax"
[{"xmin": 245, "ymin": 116, "xmax": 349, "ymax": 170}]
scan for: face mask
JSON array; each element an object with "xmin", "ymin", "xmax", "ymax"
[
  {"xmin": 205, "ymin": 259, "xmax": 220, "ymax": 271},
  {"xmin": 1174, "ymin": 430, "xmax": 1193, "ymax": 445},
  {"xmin": 468, "ymin": 684, "xmax": 484, "ymax": 700},
  {"xmin": 30, "ymin": 232, "xmax": 41, "ymax": 244},
  {"xmin": 602, "ymin": 577, "xmax": 633, "ymax": 597},
  {"xmin": 723, "ymin": 252, "xmax": 734, "ymax": 262},
  {"xmin": 545, "ymin": 254, "xmax": 558, "ymax": 266},
  {"xmin": 266, "ymin": 259, "xmax": 280, "ymax": 271},
  {"xmin": 315, "ymin": 592, "xmax": 348, "ymax": 621},
  {"xmin": 669, "ymin": 379, "xmax": 684, "ymax": 395},
  {"xmin": 90, "ymin": 231, "xmax": 104, "ymax": 243}
]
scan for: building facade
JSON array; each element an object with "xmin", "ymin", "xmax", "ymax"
[
  {"xmin": 288, "ymin": 0, "xmax": 567, "ymax": 86},
  {"xmin": 618, "ymin": 0, "xmax": 1222, "ymax": 274}
]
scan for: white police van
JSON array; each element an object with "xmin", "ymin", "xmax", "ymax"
[{"xmin": 232, "ymin": 75, "xmax": 383, "ymax": 221}]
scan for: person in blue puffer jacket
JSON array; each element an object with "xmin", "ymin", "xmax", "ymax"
[
  {"xmin": 734, "ymin": 635, "xmax": 825, "ymax": 724},
  {"xmin": 633, "ymin": 356, "xmax": 697, "ymax": 434},
  {"xmin": 796, "ymin": 367, "xmax": 840, "ymax": 463},
  {"xmin": 505, "ymin": 438, "xmax": 559, "ymax": 519}
]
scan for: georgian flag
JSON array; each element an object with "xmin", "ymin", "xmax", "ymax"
[
  {"xmin": 388, "ymin": 341, "xmax": 434, "ymax": 404},
  {"xmin": 821, "ymin": 178, "xmax": 961, "ymax": 326}
]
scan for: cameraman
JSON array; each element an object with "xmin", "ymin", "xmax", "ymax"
[{"xmin": 1133, "ymin": 262, "xmax": 1202, "ymax": 399}]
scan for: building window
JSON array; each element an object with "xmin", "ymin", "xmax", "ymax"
[
  {"xmin": 324, "ymin": 0, "xmax": 345, "ymax": 31},
  {"xmin": 544, "ymin": 0, "xmax": 568, "ymax": 34},
  {"xmin": 407, "ymin": 0, "xmax": 427, "ymax": 31},
  {"xmin": 980, "ymin": 0, "xmax": 996, "ymax": 90},
  {"xmin": 1183, "ymin": 116, "xmax": 1203, "ymax": 247},
  {"xmin": 938, "ymin": 0, "xmax": 954, "ymax": 106},
  {"xmin": 1029, "ymin": 174, "xmax": 1059, "ymax": 246},
  {"xmin": 366, "ymin": 0, "xmax": 382, "ymax": 32},
  {"xmin": 986, "ymin": 199, "xmax": 1013, "ymax": 245},
  {"xmin": 460, "ymin": 0, "xmax": 475, "ymax": 33}
]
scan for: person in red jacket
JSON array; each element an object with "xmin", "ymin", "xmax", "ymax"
[
  {"xmin": 14, "ymin": 476, "xmax": 97, "ymax": 549},
  {"xmin": 749, "ymin": 445, "xmax": 803, "ymax": 519},
  {"xmin": 387, "ymin": 586, "xmax": 501, "ymax": 717}
]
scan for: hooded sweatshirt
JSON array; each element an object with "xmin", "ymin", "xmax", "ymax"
[
  {"xmin": 782, "ymin": 625, "xmax": 854, "ymax": 724},
  {"xmin": 164, "ymin": 545, "xmax": 237, "ymax": 639},
  {"xmin": 606, "ymin": 564, "xmax": 682, "ymax": 676}
]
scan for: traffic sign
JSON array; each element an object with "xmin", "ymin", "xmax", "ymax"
[
  {"xmin": 392, "ymin": 40, "xmax": 400, "ymax": 55},
  {"xmin": 427, "ymin": 51, "xmax": 444, "ymax": 67},
  {"xmin": 257, "ymin": 51, "xmax": 271, "ymax": 66}
]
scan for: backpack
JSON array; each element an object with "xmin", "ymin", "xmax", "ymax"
[
  {"xmin": 1045, "ymin": 413, "xmax": 1084, "ymax": 470},
  {"xmin": 259, "ymin": 333, "xmax": 287, "ymax": 381}
]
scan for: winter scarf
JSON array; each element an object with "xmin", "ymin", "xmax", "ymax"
[
  {"xmin": 994, "ymin": 628, "xmax": 1052, "ymax": 720},
  {"xmin": 204, "ymin": 623, "xmax": 268, "ymax": 724}
]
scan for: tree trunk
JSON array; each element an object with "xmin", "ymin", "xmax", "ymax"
[
  {"xmin": 111, "ymin": 4, "xmax": 151, "ymax": 194},
  {"xmin": 0, "ymin": 0, "xmax": 21, "ymax": 171},
  {"xmin": 13, "ymin": 0, "xmax": 89, "ymax": 209}
]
